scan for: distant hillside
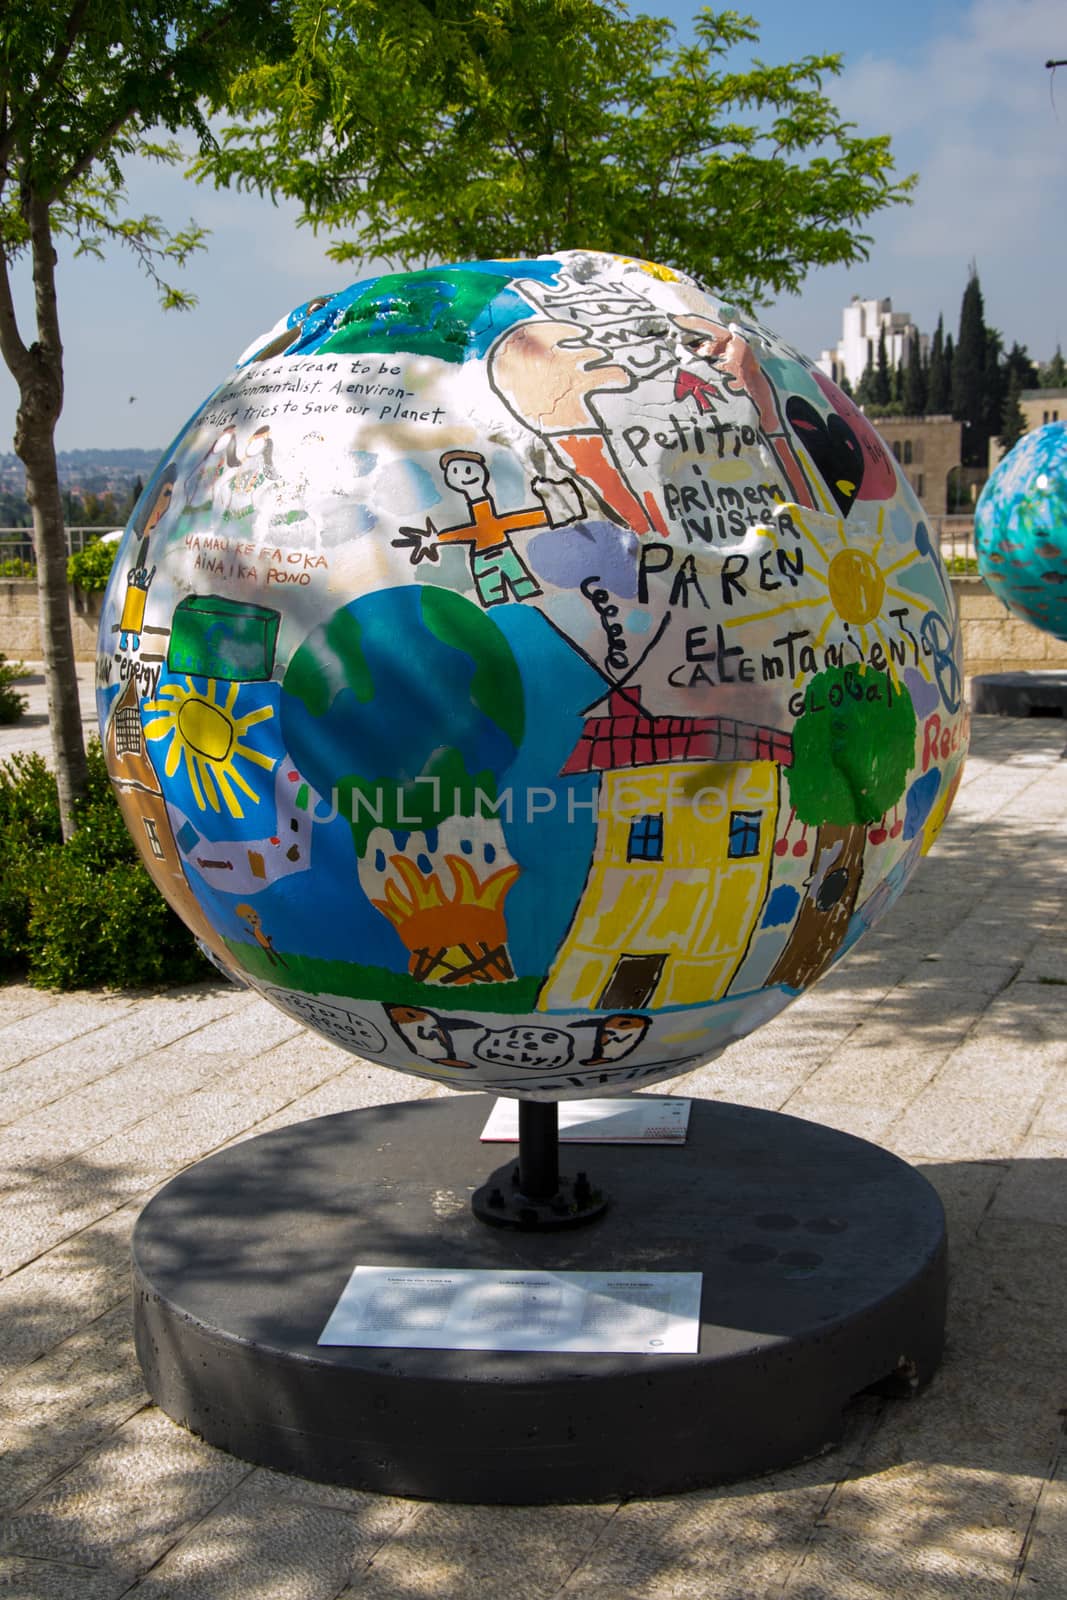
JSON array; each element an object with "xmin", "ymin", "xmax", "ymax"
[
  {"xmin": 0, "ymin": 449, "xmax": 165, "ymax": 528},
  {"xmin": 0, "ymin": 448, "xmax": 163, "ymax": 485}
]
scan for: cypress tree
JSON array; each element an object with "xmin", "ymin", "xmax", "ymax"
[
  {"xmin": 891, "ymin": 353, "xmax": 903, "ymax": 405},
  {"xmin": 953, "ymin": 268, "xmax": 989, "ymax": 467},
  {"xmin": 998, "ymin": 372, "xmax": 1027, "ymax": 454},
  {"xmin": 983, "ymin": 328, "xmax": 1005, "ymax": 453},
  {"xmin": 855, "ymin": 346, "xmax": 877, "ymax": 407},
  {"xmin": 926, "ymin": 315, "xmax": 950, "ymax": 413},
  {"xmin": 874, "ymin": 324, "xmax": 891, "ymax": 407},
  {"xmin": 1041, "ymin": 344, "xmax": 1067, "ymax": 388},
  {"xmin": 904, "ymin": 334, "xmax": 926, "ymax": 414}
]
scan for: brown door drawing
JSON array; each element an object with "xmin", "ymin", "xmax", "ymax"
[{"xmin": 599, "ymin": 953, "xmax": 666, "ymax": 1011}]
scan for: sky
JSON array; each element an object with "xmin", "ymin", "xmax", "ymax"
[{"xmin": 2, "ymin": 0, "xmax": 1065, "ymax": 452}]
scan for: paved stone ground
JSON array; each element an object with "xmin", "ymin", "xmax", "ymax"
[
  {"xmin": 1, "ymin": 670, "xmax": 1065, "ymax": 1599},
  {"xmin": 0, "ymin": 666, "xmax": 97, "ymax": 765}
]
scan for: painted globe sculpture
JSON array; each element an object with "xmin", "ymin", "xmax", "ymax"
[
  {"xmin": 97, "ymin": 251, "xmax": 968, "ymax": 1099},
  {"xmin": 975, "ymin": 422, "xmax": 1067, "ymax": 640}
]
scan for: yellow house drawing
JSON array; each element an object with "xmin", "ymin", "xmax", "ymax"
[{"xmin": 539, "ymin": 688, "xmax": 791, "ymax": 1012}]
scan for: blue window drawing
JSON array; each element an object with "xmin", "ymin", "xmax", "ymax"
[
  {"xmin": 628, "ymin": 813, "xmax": 664, "ymax": 862},
  {"xmin": 728, "ymin": 810, "xmax": 762, "ymax": 858}
]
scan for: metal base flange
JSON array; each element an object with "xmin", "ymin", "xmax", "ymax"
[{"xmin": 471, "ymin": 1159, "xmax": 610, "ymax": 1228}]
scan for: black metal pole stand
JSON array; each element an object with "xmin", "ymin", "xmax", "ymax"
[{"xmin": 471, "ymin": 1100, "xmax": 610, "ymax": 1230}]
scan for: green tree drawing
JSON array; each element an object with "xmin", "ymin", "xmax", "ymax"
[
  {"xmin": 768, "ymin": 664, "xmax": 917, "ymax": 991},
  {"xmin": 788, "ymin": 665, "xmax": 917, "ymax": 830}
]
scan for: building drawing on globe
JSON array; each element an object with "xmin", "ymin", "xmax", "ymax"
[{"xmin": 95, "ymin": 251, "xmax": 969, "ymax": 1099}]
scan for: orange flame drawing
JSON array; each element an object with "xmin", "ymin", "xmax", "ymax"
[{"xmin": 371, "ymin": 852, "xmax": 520, "ymax": 985}]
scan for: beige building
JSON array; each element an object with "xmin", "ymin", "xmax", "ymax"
[
  {"xmin": 865, "ymin": 414, "xmax": 963, "ymax": 516},
  {"xmin": 988, "ymin": 389, "xmax": 1067, "ymax": 469},
  {"xmin": 1022, "ymin": 388, "xmax": 1067, "ymax": 429}
]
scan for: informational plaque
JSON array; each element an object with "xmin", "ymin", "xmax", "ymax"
[
  {"xmin": 480, "ymin": 1097, "xmax": 691, "ymax": 1145},
  {"xmin": 319, "ymin": 1267, "xmax": 703, "ymax": 1354}
]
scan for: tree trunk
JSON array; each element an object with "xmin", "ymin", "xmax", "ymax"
[
  {"xmin": 3, "ymin": 201, "xmax": 87, "ymax": 838},
  {"xmin": 21, "ymin": 424, "xmax": 88, "ymax": 836},
  {"xmin": 766, "ymin": 821, "xmax": 866, "ymax": 991}
]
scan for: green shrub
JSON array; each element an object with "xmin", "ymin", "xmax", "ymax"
[
  {"xmin": 0, "ymin": 848, "xmax": 34, "ymax": 969},
  {"xmin": 67, "ymin": 537, "xmax": 119, "ymax": 593},
  {"xmin": 0, "ymin": 737, "xmax": 208, "ymax": 990},
  {"xmin": 70, "ymin": 739, "xmax": 143, "ymax": 868},
  {"xmin": 0, "ymin": 749, "xmax": 60, "ymax": 842},
  {"xmin": 0, "ymin": 654, "xmax": 28, "ymax": 724},
  {"xmin": 25, "ymin": 854, "xmax": 207, "ymax": 990},
  {"xmin": 0, "ymin": 557, "xmax": 35, "ymax": 578}
]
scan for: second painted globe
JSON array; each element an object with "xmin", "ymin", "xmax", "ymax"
[
  {"xmin": 975, "ymin": 422, "xmax": 1067, "ymax": 639},
  {"xmin": 97, "ymin": 252, "xmax": 968, "ymax": 1098}
]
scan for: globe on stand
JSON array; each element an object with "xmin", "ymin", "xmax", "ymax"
[
  {"xmin": 113, "ymin": 254, "xmax": 965, "ymax": 1499},
  {"xmin": 99, "ymin": 252, "xmax": 967, "ymax": 1101},
  {"xmin": 976, "ymin": 421, "xmax": 1067, "ymax": 641}
]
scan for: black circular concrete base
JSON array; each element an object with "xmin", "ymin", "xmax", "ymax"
[
  {"xmin": 132, "ymin": 1097, "xmax": 946, "ymax": 1504},
  {"xmin": 971, "ymin": 670, "xmax": 1067, "ymax": 717}
]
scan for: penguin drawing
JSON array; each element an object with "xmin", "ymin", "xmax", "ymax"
[
  {"xmin": 384, "ymin": 1005, "xmax": 480, "ymax": 1070},
  {"xmin": 573, "ymin": 1013, "xmax": 650, "ymax": 1066}
]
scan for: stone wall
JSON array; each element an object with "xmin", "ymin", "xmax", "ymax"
[
  {"xmin": 0, "ymin": 581, "xmax": 101, "ymax": 662},
  {"xmin": 955, "ymin": 577, "xmax": 1067, "ymax": 679},
  {"xmin": 4, "ymin": 575, "xmax": 1067, "ymax": 682}
]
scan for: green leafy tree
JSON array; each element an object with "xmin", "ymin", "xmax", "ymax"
[
  {"xmin": 1003, "ymin": 341, "xmax": 1038, "ymax": 393},
  {"xmin": 0, "ymin": 1, "xmax": 289, "ymax": 837},
  {"xmin": 201, "ymin": 3, "xmax": 915, "ymax": 309},
  {"xmin": 79, "ymin": 491, "xmax": 119, "ymax": 528}
]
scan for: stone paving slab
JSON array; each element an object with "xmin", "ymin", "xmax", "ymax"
[{"xmin": 0, "ymin": 706, "xmax": 1065, "ymax": 1598}]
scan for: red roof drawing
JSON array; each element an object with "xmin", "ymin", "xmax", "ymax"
[{"xmin": 560, "ymin": 687, "xmax": 794, "ymax": 775}]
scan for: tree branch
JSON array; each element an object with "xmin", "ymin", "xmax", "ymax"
[
  {"xmin": 0, "ymin": 0, "xmax": 94, "ymax": 171},
  {"xmin": 27, "ymin": 192, "xmax": 63, "ymax": 365},
  {"xmin": 52, "ymin": 105, "xmax": 138, "ymax": 198},
  {"xmin": 51, "ymin": 6, "xmax": 251, "ymax": 200},
  {"xmin": 0, "ymin": 243, "xmax": 32, "ymax": 385}
]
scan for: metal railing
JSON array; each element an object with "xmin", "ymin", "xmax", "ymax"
[
  {"xmin": 928, "ymin": 516, "xmax": 976, "ymax": 568},
  {"xmin": 0, "ymin": 525, "xmax": 111, "ymax": 574}
]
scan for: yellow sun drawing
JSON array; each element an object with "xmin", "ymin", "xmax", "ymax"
[
  {"xmin": 789, "ymin": 509, "xmax": 934, "ymax": 681},
  {"xmin": 142, "ymin": 678, "xmax": 276, "ymax": 818},
  {"xmin": 721, "ymin": 505, "xmax": 934, "ymax": 690}
]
